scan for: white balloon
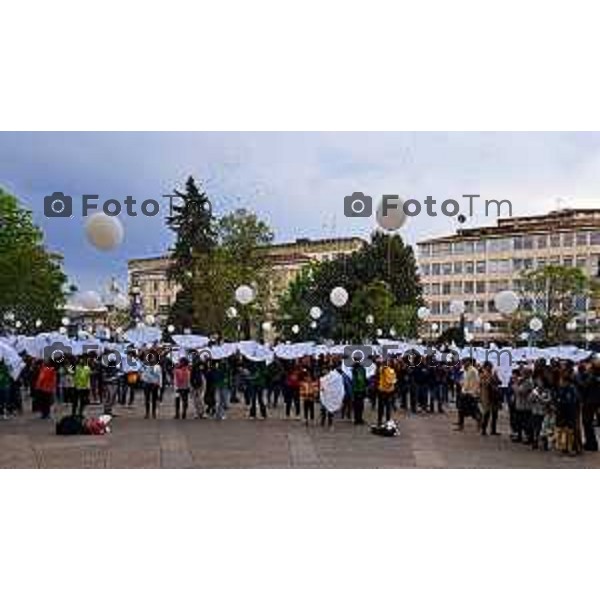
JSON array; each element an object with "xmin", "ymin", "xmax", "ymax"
[
  {"xmin": 449, "ymin": 299, "xmax": 465, "ymax": 315},
  {"xmin": 389, "ymin": 328, "xmax": 397, "ymax": 337},
  {"xmin": 566, "ymin": 320, "xmax": 577, "ymax": 332},
  {"xmin": 417, "ymin": 306, "xmax": 430, "ymax": 320},
  {"xmin": 235, "ymin": 285, "xmax": 255, "ymax": 305},
  {"xmin": 494, "ymin": 290, "xmax": 520, "ymax": 315},
  {"xmin": 59, "ymin": 326, "xmax": 67, "ymax": 335},
  {"xmin": 226, "ymin": 306, "xmax": 238, "ymax": 319},
  {"xmin": 585, "ymin": 332, "xmax": 595, "ymax": 342},
  {"xmin": 330, "ymin": 286, "xmax": 349, "ymax": 308},
  {"xmin": 85, "ymin": 213, "xmax": 124, "ymax": 251},
  {"xmin": 291, "ymin": 324, "xmax": 300, "ymax": 334},
  {"xmin": 35, "ymin": 319, "xmax": 42, "ymax": 328},
  {"xmin": 309, "ymin": 306, "xmax": 322, "ymax": 320},
  {"xmin": 431, "ymin": 323, "xmax": 439, "ymax": 332},
  {"xmin": 167, "ymin": 324, "xmax": 175, "ymax": 333},
  {"xmin": 145, "ymin": 314, "xmax": 156, "ymax": 326},
  {"xmin": 529, "ymin": 317, "xmax": 543, "ymax": 332},
  {"xmin": 78, "ymin": 290, "xmax": 102, "ymax": 310},
  {"xmin": 376, "ymin": 328, "xmax": 383, "ymax": 337},
  {"xmin": 376, "ymin": 197, "xmax": 407, "ymax": 231},
  {"xmin": 365, "ymin": 314, "xmax": 375, "ymax": 325},
  {"xmin": 310, "ymin": 321, "xmax": 318, "ymax": 330},
  {"xmin": 262, "ymin": 321, "xmax": 272, "ymax": 332},
  {"xmin": 61, "ymin": 317, "xmax": 71, "ymax": 326}
]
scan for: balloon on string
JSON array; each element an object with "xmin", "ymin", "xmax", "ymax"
[
  {"xmin": 262, "ymin": 322, "xmax": 272, "ymax": 332},
  {"xmin": 61, "ymin": 317, "xmax": 71, "ymax": 327},
  {"xmin": 291, "ymin": 324, "xmax": 300, "ymax": 335},
  {"xmin": 431, "ymin": 323, "xmax": 439, "ymax": 332},
  {"xmin": 309, "ymin": 306, "xmax": 322, "ymax": 320},
  {"xmin": 145, "ymin": 315, "xmax": 156, "ymax": 326},
  {"xmin": 226, "ymin": 306, "xmax": 238, "ymax": 319},
  {"xmin": 235, "ymin": 285, "xmax": 255, "ymax": 305},
  {"xmin": 85, "ymin": 213, "xmax": 124, "ymax": 251},
  {"xmin": 365, "ymin": 314, "xmax": 375, "ymax": 325},
  {"xmin": 417, "ymin": 306, "xmax": 430, "ymax": 320},
  {"xmin": 375, "ymin": 197, "xmax": 407, "ymax": 231},
  {"xmin": 449, "ymin": 299, "xmax": 465, "ymax": 315},
  {"xmin": 167, "ymin": 324, "xmax": 175, "ymax": 334},
  {"xmin": 78, "ymin": 290, "xmax": 103, "ymax": 310},
  {"xmin": 310, "ymin": 321, "xmax": 318, "ymax": 330},
  {"xmin": 389, "ymin": 327, "xmax": 397, "ymax": 337},
  {"xmin": 529, "ymin": 317, "xmax": 543, "ymax": 332},
  {"xmin": 35, "ymin": 319, "xmax": 42, "ymax": 328},
  {"xmin": 376, "ymin": 328, "xmax": 383, "ymax": 337},
  {"xmin": 494, "ymin": 290, "xmax": 520, "ymax": 315},
  {"xmin": 330, "ymin": 286, "xmax": 349, "ymax": 308}
]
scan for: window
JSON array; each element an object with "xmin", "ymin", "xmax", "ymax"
[
  {"xmin": 488, "ymin": 237, "xmax": 512, "ymax": 253},
  {"xmin": 523, "ymin": 236, "xmax": 534, "ymax": 250},
  {"xmin": 453, "ymin": 242, "xmax": 465, "ymax": 255},
  {"xmin": 513, "ymin": 258, "xmax": 523, "ymax": 272},
  {"xmin": 514, "ymin": 237, "xmax": 524, "ymax": 251},
  {"xmin": 421, "ymin": 264, "xmax": 431, "ymax": 276},
  {"xmin": 590, "ymin": 231, "xmax": 600, "ymax": 246},
  {"xmin": 476, "ymin": 260, "xmax": 486, "ymax": 274},
  {"xmin": 432, "ymin": 283, "xmax": 441, "ymax": 295},
  {"xmin": 454, "ymin": 262, "xmax": 463, "ymax": 274},
  {"xmin": 523, "ymin": 258, "xmax": 534, "ymax": 271},
  {"xmin": 452, "ymin": 281, "xmax": 462, "ymax": 294},
  {"xmin": 420, "ymin": 244, "xmax": 432, "ymax": 257},
  {"xmin": 550, "ymin": 234, "xmax": 561, "ymax": 248},
  {"xmin": 576, "ymin": 256, "xmax": 588, "ymax": 270},
  {"xmin": 476, "ymin": 281, "xmax": 486, "ymax": 294},
  {"xmin": 474, "ymin": 240, "xmax": 486, "ymax": 254},
  {"xmin": 441, "ymin": 302, "xmax": 450, "ymax": 315},
  {"xmin": 549, "ymin": 257, "xmax": 560, "ymax": 266},
  {"xmin": 432, "ymin": 263, "xmax": 441, "ymax": 276},
  {"xmin": 537, "ymin": 258, "xmax": 546, "ymax": 269},
  {"xmin": 475, "ymin": 300, "xmax": 485, "ymax": 313},
  {"xmin": 464, "ymin": 281, "xmax": 474, "ymax": 294},
  {"xmin": 442, "ymin": 263, "xmax": 452, "ymax": 276},
  {"xmin": 465, "ymin": 261, "xmax": 474, "ymax": 274},
  {"xmin": 563, "ymin": 256, "xmax": 573, "ymax": 268},
  {"xmin": 536, "ymin": 235, "xmax": 548, "ymax": 249},
  {"xmin": 442, "ymin": 282, "xmax": 451, "ymax": 295},
  {"xmin": 463, "ymin": 241, "xmax": 475, "ymax": 254},
  {"xmin": 563, "ymin": 232, "xmax": 574, "ymax": 247},
  {"xmin": 431, "ymin": 302, "xmax": 440, "ymax": 315},
  {"xmin": 577, "ymin": 232, "xmax": 589, "ymax": 246},
  {"xmin": 464, "ymin": 300, "xmax": 474, "ymax": 314}
]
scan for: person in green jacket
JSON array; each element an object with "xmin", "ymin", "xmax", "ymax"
[{"xmin": 73, "ymin": 357, "xmax": 92, "ymax": 417}]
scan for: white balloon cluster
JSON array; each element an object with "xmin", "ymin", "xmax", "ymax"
[{"xmin": 309, "ymin": 306, "xmax": 322, "ymax": 320}]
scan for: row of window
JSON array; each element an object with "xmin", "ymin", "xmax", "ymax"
[
  {"xmin": 421, "ymin": 255, "xmax": 598, "ymax": 277},
  {"xmin": 428, "ymin": 296, "xmax": 589, "ymax": 316},
  {"xmin": 420, "ymin": 230, "xmax": 600, "ymax": 257}
]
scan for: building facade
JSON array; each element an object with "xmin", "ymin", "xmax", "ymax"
[
  {"xmin": 128, "ymin": 237, "xmax": 365, "ymax": 321},
  {"xmin": 416, "ymin": 209, "xmax": 600, "ymax": 339}
]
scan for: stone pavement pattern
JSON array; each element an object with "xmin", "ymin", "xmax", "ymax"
[{"xmin": 1, "ymin": 393, "xmax": 599, "ymax": 468}]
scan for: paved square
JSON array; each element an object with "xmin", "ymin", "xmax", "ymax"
[{"xmin": 1, "ymin": 393, "xmax": 599, "ymax": 468}]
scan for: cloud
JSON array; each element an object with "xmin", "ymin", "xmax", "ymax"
[{"xmin": 1, "ymin": 132, "xmax": 599, "ymax": 292}]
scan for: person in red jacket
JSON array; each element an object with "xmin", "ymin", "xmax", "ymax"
[{"xmin": 35, "ymin": 360, "xmax": 57, "ymax": 419}]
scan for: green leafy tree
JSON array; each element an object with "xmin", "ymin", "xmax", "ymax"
[
  {"xmin": 166, "ymin": 177, "xmax": 218, "ymax": 330},
  {"xmin": 0, "ymin": 188, "xmax": 66, "ymax": 332},
  {"xmin": 276, "ymin": 233, "xmax": 422, "ymax": 341},
  {"xmin": 517, "ymin": 265, "xmax": 592, "ymax": 344}
]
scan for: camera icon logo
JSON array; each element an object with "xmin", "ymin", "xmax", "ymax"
[
  {"xmin": 44, "ymin": 342, "xmax": 73, "ymax": 365},
  {"xmin": 344, "ymin": 192, "xmax": 372, "ymax": 218},
  {"xmin": 344, "ymin": 345, "xmax": 373, "ymax": 368},
  {"xmin": 44, "ymin": 192, "xmax": 73, "ymax": 218}
]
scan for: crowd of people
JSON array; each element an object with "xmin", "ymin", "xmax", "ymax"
[{"xmin": 1, "ymin": 346, "xmax": 599, "ymax": 456}]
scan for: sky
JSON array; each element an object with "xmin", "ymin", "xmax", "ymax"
[{"xmin": 1, "ymin": 131, "xmax": 600, "ymax": 295}]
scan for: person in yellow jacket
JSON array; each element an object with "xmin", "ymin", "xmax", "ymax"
[{"xmin": 376, "ymin": 359, "xmax": 397, "ymax": 426}]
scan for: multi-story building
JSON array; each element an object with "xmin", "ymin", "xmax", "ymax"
[
  {"xmin": 128, "ymin": 237, "xmax": 365, "ymax": 321},
  {"xmin": 417, "ymin": 208, "xmax": 600, "ymax": 339}
]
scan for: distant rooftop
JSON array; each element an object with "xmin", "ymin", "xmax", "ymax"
[{"xmin": 417, "ymin": 208, "xmax": 600, "ymax": 245}]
